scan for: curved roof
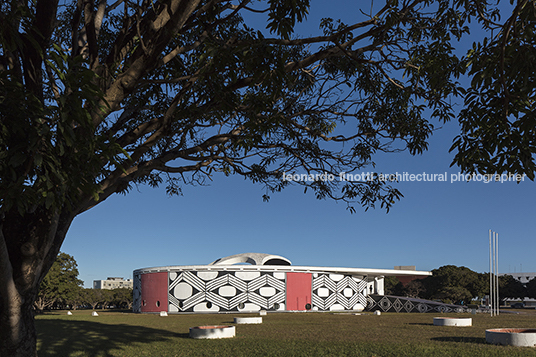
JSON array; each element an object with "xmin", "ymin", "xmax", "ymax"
[
  {"xmin": 133, "ymin": 264, "xmax": 431, "ymax": 278},
  {"xmin": 209, "ymin": 253, "xmax": 292, "ymax": 266},
  {"xmin": 133, "ymin": 253, "xmax": 432, "ymax": 278}
]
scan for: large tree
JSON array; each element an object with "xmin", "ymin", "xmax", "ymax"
[
  {"xmin": 83, "ymin": 288, "xmax": 105, "ymax": 310},
  {"xmin": 421, "ymin": 265, "xmax": 487, "ymax": 305},
  {"xmin": 34, "ymin": 252, "xmax": 82, "ymax": 312},
  {"xmin": 0, "ymin": 0, "xmax": 523, "ymax": 355},
  {"xmin": 112, "ymin": 288, "xmax": 134, "ymax": 310}
]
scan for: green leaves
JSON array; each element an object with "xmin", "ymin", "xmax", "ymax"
[
  {"xmin": 452, "ymin": 0, "xmax": 536, "ymax": 179},
  {"xmin": 266, "ymin": 0, "xmax": 310, "ymax": 39},
  {"xmin": 0, "ymin": 41, "xmax": 117, "ymax": 214}
]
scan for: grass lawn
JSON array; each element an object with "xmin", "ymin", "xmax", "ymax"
[{"xmin": 36, "ymin": 310, "xmax": 536, "ymax": 356}]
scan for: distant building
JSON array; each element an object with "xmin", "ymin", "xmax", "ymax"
[
  {"xmin": 502, "ymin": 272, "xmax": 536, "ymax": 285},
  {"xmin": 93, "ymin": 277, "xmax": 133, "ymax": 290},
  {"xmin": 500, "ymin": 272, "xmax": 536, "ymax": 307}
]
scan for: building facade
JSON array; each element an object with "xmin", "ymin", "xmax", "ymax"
[
  {"xmin": 133, "ymin": 253, "xmax": 431, "ymax": 313},
  {"xmin": 502, "ymin": 272, "xmax": 536, "ymax": 285},
  {"xmin": 93, "ymin": 277, "xmax": 133, "ymax": 290}
]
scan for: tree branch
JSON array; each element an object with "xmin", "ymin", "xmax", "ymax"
[{"xmin": 95, "ymin": 0, "xmax": 203, "ymax": 126}]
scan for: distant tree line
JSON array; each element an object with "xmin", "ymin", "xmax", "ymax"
[
  {"xmin": 35, "ymin": 252, "xmax": 132, "ymax": 312},
  {"xmin": 385, "ymin": 265, "xmax": 533, "ymax": 305}
]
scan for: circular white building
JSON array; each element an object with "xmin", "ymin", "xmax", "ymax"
[{"xmin": 133, "ymin": 253, "xmax": 431, "ymax": 313}]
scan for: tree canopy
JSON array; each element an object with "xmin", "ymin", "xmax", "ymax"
[
  {"xmin": 451, "ymin": 0, "xmax": 536, "ymax": 178},
  {"xmin": 393, "ymin": 266, "xmax": 530, "ymax": 306},
  {"xmin": 419, "ymin": 265, "xmax": 487, "ymax": 304},
  {"xmin": 0, "ymin": 0, "xmax": 535, "ymax": 355},
  {"xmin": 34, "ymin": 252, "xmax": 83, "ymax": 312},
  {"xmin": 0, "ymin": 0, "xmax": 471, "ymax": 217}
]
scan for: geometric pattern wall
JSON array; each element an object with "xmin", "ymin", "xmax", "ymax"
[
  {"xmin": 132, "ymin": 273, "xmax": 142, "ymax": 313},
  {"xmin": 133, "ymin": 255, "xmax": 436, "ymax": 314},
  {"xmin": 366, "ymin": 294, "xmax": 470, "ymax": 313},
  {"xmin": 136, "ymin": 271, "xmax": 467, "ymax": 314},
  {"xmin": 168, "ymin": 270, "xmax": 287, "ymax": 313},
  {"xmin": 134, "ymin": 270, "xmax": 370, "ymax": 313},
  {"xmin": 312, "ymin": 274, "xmax": 368, "ymax": 311}
]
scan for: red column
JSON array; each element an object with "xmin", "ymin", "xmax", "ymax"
[
  {"xmin": 286, "ymin": 272, "xmax": 312, "ymax": 311},
  {"xmin": 140, "ymin": 272, "xmax": 168, "ymax": 312}
]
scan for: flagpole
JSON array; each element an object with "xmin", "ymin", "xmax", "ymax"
[
  {"xmin": 489, "ymin": 230, "xmax": 492, "ymax": 316},
  {"xmin": 496, "ymin": 233, "xmax": 499, "ymax": 316}
]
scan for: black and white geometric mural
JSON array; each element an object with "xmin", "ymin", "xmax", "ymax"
[
  {"xmin": 168, "ymin": 270, "xmax": 287, "ymax": 312},
  {"xmin": 312, "ymin": 274, "xmax": 368, "ymax": 311},
  {"xmin": 133, "ymin": 253, "xmax": 435, "ymax": 314},
  {"xmin": 366, "ymin": 295, "xmax": 470, "ymax": 313},
  {"xmin": 132, "ymin": 273, "xmax": 142, "ymax": 313}
]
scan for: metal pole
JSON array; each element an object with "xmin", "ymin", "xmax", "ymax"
[
  {"xmin": 493, "ymin": 231, "xmax": 496, "ymax": 316},
  {"xmin": 496, "ymin": 233, "xmax": 499, "ymax": 316},
  {"xmin": 495, "ymin": 232, "xmax": 498, "ymax": 316},
  {"xmin": 489, "ymin": 229, "xmax": 492, "ymax": 316},
  {"xmin": 488, "ymin": 230, "xmax": 501, "ymax": 316}
]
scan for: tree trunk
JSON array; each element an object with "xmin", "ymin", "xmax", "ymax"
[
  {"xmin": 0, "ymin": 292, "xmax": 38, "ymax": 357},
  {"xmin": 0, "ymin": 208, "xmax": 73, "ymax": 356}
]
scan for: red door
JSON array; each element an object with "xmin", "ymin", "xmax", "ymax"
[
  {"xmin": 140, "ymin": 272, "xmax": 168, "ymax": 312},
  {"xmin": 286, "ymin": 272, "xmax": 312, "ymax": 311}
]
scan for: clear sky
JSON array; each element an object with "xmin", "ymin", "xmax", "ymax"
[{"xmin": 61, "ymin": 1, "xmax": 536, "ymax": 288}]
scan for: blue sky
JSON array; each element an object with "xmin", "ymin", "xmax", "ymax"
[{"xmin": 61, "ymin": 1, "xmax": 536, "ymax": 287}]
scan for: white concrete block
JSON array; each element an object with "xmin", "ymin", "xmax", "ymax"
[
  {"xmin": 234, "ymin": 317, "xmax": 262, "ymax": 324},
  {"xmin": 433, "ymin": 317, "xmax": 472, "ymax": 327},
  {"xmin": 189, "ymin": 326, "xmax": 235, "ymax": 339},
  {"xmin": 486, "ymin": 329, "xmax": 536, "ymax": 347}
]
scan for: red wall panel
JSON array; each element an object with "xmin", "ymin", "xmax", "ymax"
[
  {"xmin": 141, "ymin": 272, "xmax": 168, "ymax": 312},
  {"xmin": 286, "ymin": 272, "xmax": 312, "ymax": 311}
]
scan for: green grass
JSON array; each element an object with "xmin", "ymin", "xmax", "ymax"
[{"xmin": 36, "ymin": 310, "xmax": 536, "ymax": 356}]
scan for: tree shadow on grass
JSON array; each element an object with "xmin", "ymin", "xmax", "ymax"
[
  {"xmin": 36, "ymin": 318, "xmax": 190, "ymax": 357},
  {"xmin": 431, "ymin": 336, "xmax": 487, "ymax": 344},
  {"xmin": 408, "ymin": 323, "xmax": 433, "ymax": 326}
]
